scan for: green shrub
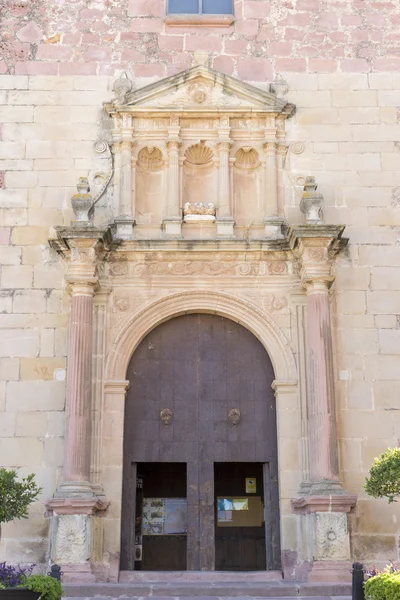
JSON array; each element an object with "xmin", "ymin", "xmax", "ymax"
[
  {"xmin": 24, "ymin": 575, "xmax": 64, "ymax": 600},
  {"xmin": 0, "ymin": 469, "xmax": 41, "ymax": 525},
  {"xmin": 365, "ymin": 572, "xmax": 400, "ymax": 600},
  {"xmin": 364, "ymin": 448, "xmax": 400, "ymax": 504}
]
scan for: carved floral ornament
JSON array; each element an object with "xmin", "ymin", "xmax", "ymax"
[{"xmin": 107, "ymin": 260, "xmax": 290, "ymax": 278}]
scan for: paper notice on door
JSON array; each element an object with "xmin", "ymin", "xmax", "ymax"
[
  {"xmin": 233, "ymin": 498, "xmax": 249, "ymax": 511},
  {"xmin": 245, "ymin": 478, "xmax": 257, "ymax": 493},
  {"xmin": 218, "ymin": 510, "xmax": 233, "ymax": 522}
]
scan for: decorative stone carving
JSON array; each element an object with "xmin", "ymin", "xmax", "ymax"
[
  {"xmin": 137, "ymin": 146, "xmax": 164, "ymax": 171},
  {"xmin": 227, "ymin": 408, "xmax": 241, "ymax": 426},
  {"xmin": 53, "ymin": 514, "xmax": 90, "ymax": 563},
  {"xmin": 71, "ymin": 178, "xmax": 94, "ymax": 225},
  {"xmin": 113, "ymin": 71, "xmax": 133, "ymax": 103},
  {"xmin": 234, "ymin": 147, "xmax": 260, "ymax": 170},
  {"xmin": 183, "ymin": 202, "xmax": 216, "ymax": 222},
  {"xmin": 160, "ymin": 408, "xmax": 173, "ymax": 426},
  {"xmin": 300, "ymin": 176, "xmax": 324, "ymax": 225},
  {"xmin": 314, "ymin": 512, "xmax": 350, "ymax": 560},
  {"xmin": 185, "ymin": 142, "xmax": 213, "ymax": 166}
]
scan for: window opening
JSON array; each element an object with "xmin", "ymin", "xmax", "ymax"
[{"xmin": 168, "ymin": 0, "xmax": 233, "ymax": 15}]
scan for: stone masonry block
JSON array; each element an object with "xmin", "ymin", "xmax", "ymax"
[
  {"xmin": 15, "ymin": 412, "xmax": 48, "ymax": 438},
  {"xmin": 367, "ymin": 291, "xmax": 400, "ymax": 315},
  {"xmin": 347, "ymin": 381, "xmax": 373, "ymax": 410},
  {"xmin": 378, "ymin": 330, "xmax": 400, "ymax": 354},
  {"xmin": 0, "ymin": 291, "xmax": 13, "ymax": 313},
  {"xmin": 20, "ymin": 358, "xmax": 66, "ymax": 381},
  {"xmin": 12, "ymin": 227, "xmax": 49, "ymax": 245},
  {"xmin": 0, "ymin": 437, "xmax": 43, "ymax": 467},
  {"xmin": 0, "ymin": 412, "xmax": 16, "ymax": 437},
  {"xmin": 0, "ymin": 106, "xmax": 34, "ymax": 122},
  {"xmin": 0, "ymin": 142, "xmax": 26, "ymax": 159},
  {"xmin": 39, "ymin": 329, "xmax": 55, "ymax": 357},
  {"xmin": 373, "ymin": 381, "xmax": 400, "ymax": 410},
  {"xmin": 0, "ymin": 358, "xmax": 20, "ymax": 381},
  {"xmin": 0, "ymin": 246, "xmax": 22, "ymax": 265},
  {"xmin": 1, "ymin": 265, "xmax": 32, "ymax": 289},
  {"xmin": 0, "ymin": 189, "xmax": 28, "ymax": 209},
  {"xmin": 13, "ymin": 290, "xmax": 46, "ymax": 313},
  {"xmin": 5, "ymin": 171, "xmax": 37, "ymax": 188},
  {"xmin": 6, "ymin": 381, "xmax": 66, "ymax": 411},
  {"xmin": 365, "ymin": 355, "xmax": 400, "ymax": 382},
  {"xmin": 336, "ymin": 291, "xmax": 366, "ymax": 315},
  {"xmin": 0, "ymin": 330, "xmax": 40, "ymax": 357}
]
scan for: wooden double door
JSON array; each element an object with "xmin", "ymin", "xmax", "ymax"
[{"xmin": 121, "ymin": 314, "xmax": 281, "ymax": 571}]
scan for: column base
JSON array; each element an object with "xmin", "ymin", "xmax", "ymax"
[
  {"xmin": 112, "ymin": 217, "xmax": 135, "ymax": 239},
  {"xmin": 216, "ymin": 216, "xmax": 235, "ymax": 237},
  {"xmin": 264, "ymin": 217, "xmax": 286, "ymax": 239},
  {"xmin": 53, "ymin": 480, "xmax": 95, "ymax": 499},
  {"xmin": 162, "ymin": 217, "xmax": 182, "ymax": 237}
]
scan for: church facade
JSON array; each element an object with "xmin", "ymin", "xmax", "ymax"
[{"xmin": 0, "ymin": 0, "xmax": 399, "ymax": 583}]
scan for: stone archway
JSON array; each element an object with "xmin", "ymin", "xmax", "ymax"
[{"xmin": 101, "ymin": 291, "xmax": 298, "ymax": 579}]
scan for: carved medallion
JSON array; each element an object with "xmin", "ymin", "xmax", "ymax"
[
  {"xmin": 160, "ymin": 408, "xmax": 173, "ymax": 426},
  {"xmin": 227, "ymin": 408, "xmax": 241, "ymax": 426}
]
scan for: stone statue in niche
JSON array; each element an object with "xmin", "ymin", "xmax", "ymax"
[
  {"xmin": 300, "ymin": 176, "xmax": 324, "ymax": 225},
  {"xmin": 183, "ymin": 202, "xmax": 216, "ymax": 222}
]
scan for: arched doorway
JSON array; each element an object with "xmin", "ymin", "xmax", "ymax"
[{"xmin": 120, "ymin": 314, "xmax": 281, "ymax": 571}]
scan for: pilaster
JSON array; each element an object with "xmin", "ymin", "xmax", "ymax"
[{"xmin": 288, "ymin": 223, "xmax": 356, "ymax": 582}]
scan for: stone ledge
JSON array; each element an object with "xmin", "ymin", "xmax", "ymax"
[
  {"xmin": 165, "ymin": 15, "xmax": 235, "ymax": 28},
  {"xmin": 46, "ymin": 497, "xmax": 110, "ymax": 516},
  {"xmin": 292, "ymin": 494, "xmax": 357, "ymax": 514}
]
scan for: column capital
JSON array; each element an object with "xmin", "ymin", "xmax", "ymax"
[
  {"xmin": 49, "ymin": 226, "xmax": 113, "ymax": 295},
  {"xmin": 166, "ymin": 138, "xmax": 181, "ymax": 151},
  {"xmin": 288, "ymin": 224, "xmax": 348, "ymax": 291}
]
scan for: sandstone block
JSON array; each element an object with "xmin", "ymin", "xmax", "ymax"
[
  {"xmin": 318, "ymin": 73, "xmax": 368, "ymax": 90},
  {"xmin": 0, "ymin": 142, "xmax": 26, "ymax": 159},
  {"xmin": 8, "ymin": 90, "xmax": 59, "ymax": 105},
  {"xmin": 343, "ymin": 329, "xmax": 378, "ymax": 355},
  {"xmin": 33, "ymin": 264, "xmax": 63, "ymax": 289},
  {"xmin": 371, "ymin": 267, "xmax": 400, "ymax": 290},
  {"xmin": 13, "ymin": 290, "xmax": 46, "ymax": 313},
  {"xmin": 29, "ymin": 76, "xmax": 74, "ymax": 91},
  {"xmin": 378, "ymin": 330, "xmax": 400, "ymax": 355},
  {"xmin": 5, "ymin": 171, "xmax": 38, "ymax": 189},
  {"xmin": 0, "ymin": 76, "xmax": 28, "ymax": 90},
  {"xmin": 347, "ymin": 381, "xmax": 373, "ymax": 410},
  {"xmin": 48, "ymin": 412, "xmax": 64, "ymax": 437},
  {"xmin": 0, "ymin": 291, "xmax": 12, "ymax": 314},
  {"xmin": 12, "ymin": 226, "xmax": 49, "ymax": 245},
  {"xmin": 6, "ymin": 381, "xmax": 66, "ymax": 411},
  {"xmin": 336, "ymin": 291, "xmax": 366, "ymax": 314},
  {"xmin": 373, "ymin": 381, "xmax": 400, "ymax": 410},
  {"xmin": 0, "ymin": 246, "xmax": 22, "ymax": 265},
  {"xmin": 0, "ymin": 330, "xmax": 40, "ymax": 357},
  {"xmin": 0, "ymin": 358, "xmax": 20, "ymax": 381},
  {"xmin": 0, "ymin": 437, "xmax": 43, "ymax": 467},
  {"xmin": 1, "ymin": 265, "xmax": 32, "ymax": 289},
  {"xmin": 39, "ymin": 329, "xmax": 55, "ymax": 357},
  {"xmin": 338, "ymin": 438, "xmax": 361, "ymax": 471},
  {"xmin": 28, "ymin": 209, "xmax": 64, "ymax": 226},
  {"xmin": 2, "ymin": 123, "xmax": 44, "ymax": 142},
  {"xmin": 368, "ymin": 73, "xmax": 394, "ymax": 90},
  {"xmin": 0, "ymin": 106, "xmax": 34, "ymax": 122},
  {"xmin": 43, "ymin": 438, "xmax": 64, "ymax": 467},
  {"xmin": 54, "ymin": 328, "xmax": 67, "ymax": 357},
  {"xmin": 26, "ymin": 141, "xmax": 56, "ymax": 159},
  {"xmin": 347, "ymin": 153, "xmax": 381, "ymax": 171},
  {"xmin": 20, "ymin": 358, "xmax": 66, "ymax": 381},
  {"xmin": 347, "ymin": 226, "xmax": 395, "ymax": 245},
  {"xmin": 361, "ymin": 439, "xmax": 397, "ymax": 472},
  {"xmin": 0, "ymin": 208, "xmax": 27, "ymax": 227},
  {"xmin": 375, "ymin": 315, "xmax": 397, "ymax": 329},
  {"xmin": 0, "ymin": 381, "xmax": 5, "ymax": 411},
  {"xmin": 0, "ymin": 412, "xmax": 16, "ymax": 437},
  {"xmin": 365, "ymin": 355, "xmax": 400, "ymax": 382},
  {"xmin": 291, "ymin": 90, "xmax": 332, "ymax": 107},
  {"xmin": 34, "ymin": 106, "xmax": 71, "ymax": 123},
  {"xmin": 15, "ymin": 412, "xmax": 47, "ymax": 437},
  {"xmin": 58, "ymin": 90, "xmax": 111, "ymax": 106},
  {"xmin": 367, "ymin": 291, "xmax": 400, "ymax": 315},
  {"xmin": 340, "ymin": 409, "xmax": 394, "ymax": 439},
  {"xmin": 335, "ymin": 267, "xmax": 370, "ymax": 291},
  {"xmin": 356, "ymin": 499, "xmax": 400, "ymax": 534},
  {"xmin": 0, "ymin": 189, "xmax": 28, "ymax": 209}
]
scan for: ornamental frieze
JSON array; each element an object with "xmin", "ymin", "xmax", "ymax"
[{"xmin": 106, "ymin": 260, "xmax": 292, "ymax": 278}]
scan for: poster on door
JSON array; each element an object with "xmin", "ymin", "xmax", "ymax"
[{"xmin": 142, "ymin": 498, "xmax": 187, "ymax": 535}]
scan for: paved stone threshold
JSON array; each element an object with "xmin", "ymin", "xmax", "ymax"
[{"xmin": 64, "ymin": 582, "xmax": 352, "ymax": 598}]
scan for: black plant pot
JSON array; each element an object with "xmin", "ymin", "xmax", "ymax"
[{"xmin": 0, "ymin": 590, "xmax": 41, "ymax": 600}]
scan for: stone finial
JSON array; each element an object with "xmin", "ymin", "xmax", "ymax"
[
  {"xmin": 300, "ymin": 176, "xmax": 324, "ymax": 225},
  {"xmin": 71, "ymin": 177, "xmax": 94, "ymax": 225},
  {"xmin": 113, "ymin": 71, "xmax": 133, "ymax": 102}
]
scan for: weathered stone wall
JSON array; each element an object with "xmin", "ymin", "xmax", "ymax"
[{"xmin": 1, "ymin": 0, "xmax": 400, "ymax": 569}]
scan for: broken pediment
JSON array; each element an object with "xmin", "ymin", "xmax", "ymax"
[{"xmin": 105, "ymin": 66, "xmax": 295, "ymax": 116}]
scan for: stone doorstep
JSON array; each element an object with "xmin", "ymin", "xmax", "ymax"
[
  {"xmin": 64, "ymin": 597, "xmax": 352, "ymax": 600},
  {"xmin": 63, "ymin": 582, "xmax": 352, "ymax": 598}
]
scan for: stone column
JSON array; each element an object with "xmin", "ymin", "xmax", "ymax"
[
  {"xmin": 113, "ymin": 122, "xmax": 135, "ymax": 239},
  {"xmin": 163, "ymin": 118, "xmax": 182, "ymax": 236},
  {"xmin": 289, "ymin": 223, "xmax": 357, "ymax": 582},
  {"xmin": 216, "ymin": 117, "xmax": 234, "ymax": 237},
  {"xmin": 263, "ymin": 140, "xmax": 284, "ymax": 239},
  {"xmin": 47, "ymin": 226, "xmax": 110, "ymax": 582}
]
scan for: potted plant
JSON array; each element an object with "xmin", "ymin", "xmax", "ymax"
[{"xmin": 0, "ymin": 469, "xmax": 63, "ymax": 600}]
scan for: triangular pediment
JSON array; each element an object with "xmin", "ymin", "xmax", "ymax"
[{"xmin": 106, "ymin": 66, "xmax": 294, "ymax": 116}]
